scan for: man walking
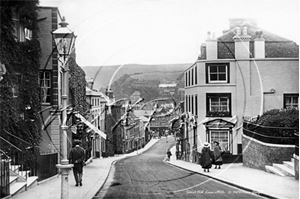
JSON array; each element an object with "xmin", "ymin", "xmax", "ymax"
[{"xmin": 69, "ymin": 140, "xmax": 85, "ymax": 186}]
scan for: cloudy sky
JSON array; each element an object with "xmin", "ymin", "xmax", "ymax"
[{"xmin": 39, "ymin": 0, "xmax": 299, "ymax": 67}]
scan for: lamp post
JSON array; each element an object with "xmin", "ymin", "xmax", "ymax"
[{"xmin": 51, "ymin": 16, "xmax": 76, "ymax": 199}]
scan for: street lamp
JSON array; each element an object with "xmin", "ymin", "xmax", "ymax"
[{"xmin": 51, "ymin": 16, "xmax": 76, "ymax": 199}]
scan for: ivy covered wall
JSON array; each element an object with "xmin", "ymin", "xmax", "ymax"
[
  {"xmin": 0, "ymin": 0, "xmax": 41, "ymax": 163},
  {"xmin": 68, "ymin": 52, "xmax": 90, "ymax": 150}
]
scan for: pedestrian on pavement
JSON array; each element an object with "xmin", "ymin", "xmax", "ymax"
[
  {"xmin": 176, "ymin": 150, "xmax": 179, "ymax": 160},
  {"xmin": 69, "ymin": 140, "xmax": 86, "ymax": 187},
  {"xmin": 200, "ymin": 142, "xmax": 212, "ymax": 172},
  {"xmin": 213, "ymin": 141, "xmax": 223, "ymax": 169},
  {"xmin": 166, "ymin": 148, "xmax": 172, "ymax": 161}
]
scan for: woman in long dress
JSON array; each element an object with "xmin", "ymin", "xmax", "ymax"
[
  {"xmin": 200, "ymin": 142, "xmax": 212, "ymax": 172},
  {"xmin": 213, "ymin": 141, "xmax": 223, "ymax": 169}
]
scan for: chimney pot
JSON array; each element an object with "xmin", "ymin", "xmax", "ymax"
[
  {"xmin": 207, "ymin": 31, "xmax": 211, "ymax": 40},
  {"xmin": 255, "ymin": 30, "xmax": 263, "ymax": 38},
  {"xmin": 242, "ymin": 26, "xmax": 248, "ymax": 35},
  {"xmin": 236, "ymin": 26, "xmax": 241, "ymax": 36},
  {"xmin": 212, "ymin": 32, "xmax": 216, "ymax": 40}
]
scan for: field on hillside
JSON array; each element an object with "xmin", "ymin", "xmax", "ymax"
[{"xmin": 82, "ymin": 63, "xmax": 190, "ymax": 89}]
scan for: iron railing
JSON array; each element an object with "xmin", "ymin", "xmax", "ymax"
[
  {"xmin": 0, "ymin": 151, "xmax": 10, "ymax": 198},
  {"xmin": 243, "ymin": 120, "xmax": 297, "ymax": 145},
  {"xmin": 0, "ymin": 136, "xmax": 29, "ymax": 180},
  {"xmin": 36, "ymin": 152, "xmax": 58, "ymax": 182}
]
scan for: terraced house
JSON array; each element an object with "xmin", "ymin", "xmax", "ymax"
[{"xmin": 184, "ymin": 18, "xmax": 299, "ymax": 163}]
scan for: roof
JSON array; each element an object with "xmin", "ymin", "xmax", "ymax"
[
  {"xmin": 199, "ymin": 20, "xmax": 299, "ymax": 59},
  {"xmin": 219, "ymin": 22, "xmax": 292, "ymax": 42},
  {"xmin": 86, "ymin": 87, "xmax": 106, "ymax": 98},
  {"xmin": 139, "ymin": 115, "xmax": 149, "ymax": 122},
  {"xmin": 159, "ymin": 83, "xmax": 177, "ymax": 88},
  {"xmin": 133, "ymin": 110, "xmax": 152, "ymax": 117}
]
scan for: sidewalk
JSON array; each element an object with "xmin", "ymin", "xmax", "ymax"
[
  {"xmin": 167, "ymin": 146, "xmax": 299, "ymax": 199},
  {"xmin": 13, "ymin": 138, "xmax": 159, "ymax": 199}
]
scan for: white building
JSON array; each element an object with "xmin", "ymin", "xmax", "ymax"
[{"xmin": 184, "ymin": 18, "xmax": 299, "ymax": 163}]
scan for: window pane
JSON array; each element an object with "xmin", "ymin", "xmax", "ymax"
[
  {"xmin": 218, "ymin": 65, "xmax": 226, "ymax": 72},
  {"xmin": 292, "ymin": 97, "xmax": 298, "ymax": 104},
  {"xmin": 210, "ymin": 65, "xmax": 218, "ymax": 72},
  {"xmin": 45, "ymin": 80, "xmax": 50, "ymax": 87},
  {"xmin": 219, "ymin": 74, "xmax": 226, "ymax": 81},
  {"xmin": 45, "ymin": 72, "xmax": 50, "ymax": 79},
  {"xmin": 284, "ymin": 95, "xmax": 299, "ymax": 108},
  {"xmin": 211, "ymin": 131, "xmax": 229, "ymax": 151},
  {"xmin": 210, "ymin": 74, "xmax": 218, "ymax": 81},
  {"xmin": 208, "ymin": 64, "xmax": 228, "ymax": 83}
]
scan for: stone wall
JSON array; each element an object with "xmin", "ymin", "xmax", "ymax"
[
  {"xmin": 294, "ymin": 155, "xmax": 299, "ymax": 180},
  {"xmin": 242, "ymin": 135, "xmax": 294, "ymax": 170}
]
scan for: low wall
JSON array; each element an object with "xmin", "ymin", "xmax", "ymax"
[
  {"xmin": 242, "ymin": 135, "xmax": 294, "ymax": 170},
  {"xmin": 294, "ymin": 154, "xmax": 299, "ymax": 180}
]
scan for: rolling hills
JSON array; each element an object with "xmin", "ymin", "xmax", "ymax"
[{"xmin": 82, "ymin": 63, "xmax": 191, "ymax": 90}]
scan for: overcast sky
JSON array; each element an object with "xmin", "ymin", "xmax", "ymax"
[{"xmin": 39, "ymin": 0, "xmax": 299, "ymax": 67}]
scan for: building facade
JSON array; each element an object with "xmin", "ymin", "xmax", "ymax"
[
  {"xmin": 85, "ymin": 85, "xmax": 106, "ymax": 158},
  {"xmin": 37, "ymin": 6, "xmax": 62, "ymax": 155},
  {"xmin": 184, "ymin": 18, "xmax": 299, "ymax": 163},
  {"xmin": 38, "ymin": 7, "xmax": 89, "ymax": 160}
]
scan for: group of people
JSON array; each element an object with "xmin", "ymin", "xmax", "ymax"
[
  {"xmin": 70, "ymin": 139, "xmax": 223, "ymax": 187},
  {"xmin": 200, "ymin": 141, "xmax": 224, "ymax": 172}
]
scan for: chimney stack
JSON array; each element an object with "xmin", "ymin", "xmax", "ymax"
[
  {"xmin": 105, "ymin": 88, "xmax": 114, "ymax": 100},
  {"xmin": 233, "ymin": 26, "xmax": 251, "ymax": 59},
  {"xmin": 87, "ymin": 78, "xmax": 94, "ymax": 89},
  {"xmin": 206, "ymin": 31, "xmax": 217, "ymax": 60},
  {"xmin": 254, "ymin": 30, "xmax": 265, "ymax": 58}
]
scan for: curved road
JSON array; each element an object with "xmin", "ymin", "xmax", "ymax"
[{"xmin": 94, "ymin": 137, "xmax": 265, "ymax": 199}]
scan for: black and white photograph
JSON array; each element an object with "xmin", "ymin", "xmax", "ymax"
[{"xmin": 0, "ymin": 0, "xmax": 299, "ymax": 198}]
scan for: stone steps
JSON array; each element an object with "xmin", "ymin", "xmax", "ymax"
[
  {"xmin": 265, "ymin": 165, "xmax": 286, "ymax": 176},
  {"xmin": 265, "ymin": 158, "xmax": 295, "ymax": 177},
  {"xmin": 8, "ymin": 165, "xmax": 38, "ymax": 197},
  {"xmin": 273, "ymin": 163, "xmax": 295, "ymax": 177}
]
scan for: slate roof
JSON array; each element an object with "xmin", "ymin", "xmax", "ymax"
[{"xmin": 198, "ymin": 21, "xmax": 299, "ymax": 60}]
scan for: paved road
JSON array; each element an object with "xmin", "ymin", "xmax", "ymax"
[{"xmin": 94, "ymin": 137, "xmax": 265, "ymax": 199}]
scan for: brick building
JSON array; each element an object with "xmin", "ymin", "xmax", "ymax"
[
  {"xmin": 37, "ymin": 7, "xmax": 64, "ymax": 155},
  {"xmin": 37, "ymin": 7, "xmax": 88, "ymax": 158}
]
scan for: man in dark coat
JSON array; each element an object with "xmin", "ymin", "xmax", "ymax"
[
  {"xmin": 69, "ymin": 140, "xmax": 85, "ymax": 186},
  {"xmin": 200, "ymin": 142, "xmax": 212, "ymax": 172}
]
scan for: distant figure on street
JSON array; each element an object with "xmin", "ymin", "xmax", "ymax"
[
  {"xmin": 165, "ymin": 148, "xmax": 172, "ymax": 162},
  {"xmin": 165, "ymin": 131, "xmax": 169, "ymax": 143},
  {"xmin": 200, "ymin": 142, "xmax": 212, "ymax": 172},
  {"xmin": 176, "ymin": 150, "xmax": 179, "ymax": 160},
  {"xmin": 69, "ymin": 140, "xmax": 85, "ymax": 186},
  {"xmin": 213, "ymin": 141, "xmax": 223, "ymax": 169}
]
